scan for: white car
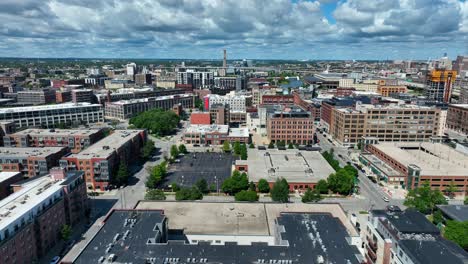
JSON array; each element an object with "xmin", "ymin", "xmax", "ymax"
[{"xmin": 382, "ymin": 196, "xmax": 390, "ymax": 202}]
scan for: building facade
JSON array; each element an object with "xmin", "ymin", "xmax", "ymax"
[
  {"xmin": 425, "ymin": 70, "xmax": 457, "ymax": 103},
  {"xmin": 266, "ymin": 107, "xmax": 315, "ymax": 145},
  {"xmin": 446, "ymin": 104, "xmax": 468, "ymax": 134},
  {"xmin": 183, "ymin": 125, "xmax": 249, "ymax": 145},
  {"xmin": 72, "ymin": 89, "xmax": 93, "ymax": 103},
  {"xmin": 17, "ymin": 89, "xmax": 56, "ymax": 105}
]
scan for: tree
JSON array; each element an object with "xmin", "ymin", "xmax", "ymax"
[
  {"xmin": 195, "ymin": 179, "xmax": 209, "ymax": 194},
  {"xmin": 249, "ymin": 181, "xmax": 256, "ymax": 191},
  {"xmin": 276, "ymin": 140, "xmax": 285, "ymax": 148},
  {"xmin": 171, "ymin": 183, "xmax": 180, "ymax": 192},
  {"xmin": 465, "ymin": 196, "xmax": 468, "ymax": 205},
  {"xmin": 61, "ymin": 224, "xmax": 72, "ymax": 241},
  {"xmin": 145, "ymin": 189, "xmax": 166, "ymax": 200},
  {"xmin": 249, "ymin": 143, "xmax": 255, "ymax": 149},
  {"xmin": 258, "ymin": 179, "xmax": 270, "ymax": 193},
  {"xmin": 302, "ymin": 188, "xmax": 322, "ymax": 203},
  {"xmin": 327, "ymin": 168, "xmax": 354, "ymax": 195},
  {"xmin": 178, "ymin": 144, "xmax": 188, "ymax": 154},
  {"xmin": 146, "ymin": 162, "xmax": 167, "ymax": 189},
  {"xmin": 240, "ymin": 143, "xmax": 248, "ymax": 160},
  {"xmin": 315, "ymin": 179, "xmax": 329, "ymax": 194},
  {"xmin": 175, "ymin": 187, "xmax": 203, "ymax": 200},
  {"xmin": 115, "ymin": 162, "xmax": 129, "ymax": 186},
  {"xmin": 141, "ymin": 139, "xmax": 156, "ymax": 159},
  {"xmin": 233, "ymin": 141, "xmax": 241, "ymax": 155},
  {"xmin": 445, "ymin": 182, "xmax": 458, "ymax": 198},
  {"xmin": 170, "ymin": 145, "xmax": 179, "ymax": 158},
  {"xmin": 432, "ymin": 209, "xmax": 444, "ymax": 225},
  {"xmin": 129, "ymin": 109, "xmax": 180, "ymax": 136},
  {"xmin": 288, "ymin": 142, "xmax": 294, "ymax": 149},
  {"xmin": 404, "ymin": 181, "xmax": 448, "ymax": 214},
  {"xmin": 444, "ymin": 221, "xmax": 468, "ymax": 250},
  {"xmin": 268, "ymin": 142, "xmax": 275, "ymax": 149},
  {"xmin": 221, "ymin": 170, "xmax": 249, "ymax": 195},
  {"xmin": 223, "ymin": 141, "xmax": 231, "ymax": 152},
  {"xmin": 271, "ymin": 178, "xmax": 290, "ymax": 203},
  {"xmin": 235, "ymin": 190, "xmax": 259, "ymax": 202},
  {"xmin": 322, "ymin": 151, "xmax": 340, "ymax": 171}
]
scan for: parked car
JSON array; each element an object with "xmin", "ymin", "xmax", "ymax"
[{"xmin": 382, "ymin": 196, "xmax": 390, "ymax": 202}]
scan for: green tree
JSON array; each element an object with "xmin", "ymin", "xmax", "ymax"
[
  {"xmin": 129, "ymin": 109, "xmax": 180, "ymax": 136},
  {"xmin": 465, "ymin": 196, "xmax": 468, "ymax": 205},
  {"xmin": 327, "ymin": 168, "xmax": 354, "ymax": 195},
  {"xmin": 223, "ymin": 141, "xmax": 231, "ymax": 152},
  {"xmin": 404, "ymin": 181, "xmax": 448, "ymax": 214},
  {"xmin": 444, "ymin": 182, "xmax": 458, "ymax": 198},
  {"xmin": 444, "ymin": 221, "xmax": 468, "ymax": 250},
  {"xmin": 171, "ymin": 183, "xmax": 180, "ymax": 192},
  {"xmin": 268, "ymin": 142, "xmax": 275, "ymax": 149},
  {"xmin": 249, "ymin": 181, "xmax": 256, "ymax": 191},
  {"xmin": 258, "ymin": 179, "xmax": 270, "ymax": 193},
  {"xmin": 233, "ymin": 141, "xmax": 241, "ymax": 155},
  {"xmin": 322, "ymin": 151, "xmax": 340, "ymax": 171},
  {"xmin": 115, "ymin": 162, "xmax": 129, "ymax": 186},
  {"xmin": 61, "ymin": 224, "xmax": 72, "ymax": 241},
  {"xmin": 178, "ymin": 144, "xmax": 188, "ymax": 154},
  {"xmin": 302, "ymin": 188, "xmax": 322, "ymax": 203},
  {"xmin": 145, "ymin": 189, "xmax": 166, "ymax": 200},
  {"xmin": 276, "ymin": 140, "xmax": 285, "ymax": 148},
  {"xmin": 315, "ymin": 179, "xmax": 329, "ymax": 194},
  {"xmin": 288, "ymin": 142, "xmax": 294, "ymax": 149},
  {"xmin": 195, "ymin": 178, "xmax": 209, "ymax": 194},
  {"xmin": 221, "ymin": 170, "xmax": 249, "ymax": 195},
  {"xmin": 141, "ymin": 139, "xmax": 156, "ymax": 159},
  {"xmin": 271, "ymin": 178, "xmax": 290, "ymax": 203},
  {"xmin": 249, "ymin": 143, "xmax": 255, "ymax": 149},
  {"xmin": 240, "ymin": 143, "xmax": 248, "ymax": 160},
  {"xmin": 146, "ymin": 162, "xmax": 167, "ymax": 189},
  {"xmin": 175, "ymin": 187, "xmax": 203, "ymax": 200},
  {"xmin": 170, "ymin": 145, "xmax": 179, "ymax": 158},
  {"xmin": 235, "ymin": 190, "xmax": 259, "ymax": 202},
  {"xmin": 432, "ymin": 209, "xmax": 444, "ymax": 225}
]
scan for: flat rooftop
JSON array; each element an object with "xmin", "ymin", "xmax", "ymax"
[
  {"xmin": 136, "ymin": 201, "xmax": 358, "ymax": 237},
  {"xmin": 371, "ymin": 142, "xmax": 468, "ymax": 176},
  {"xmin": 228, "ymin": 127, "xmax": 249, "ymax": 137},
  {"xmin": 0, "ymin": 172, "xmax": 22, "ymax": 183},
  {"xmin": 12, "ymin": 128, "xmax": 102, "ymax": 137},
  {"xmin": 436, "ymin": 205, "xmax": 468, "ymax": 222},
  {"xmin": 0, "ymin": 102, "xmax": 102, "ymax": 114},
  {"xmin": 109, "ymin": 93, "xmax": 193, "ymax": 105},
  {"xmin": 185, "ymin": 124, "xmax": 229, "ymax": 134},
  {"xmin": 0, "ymin": 147, "xmax": 66, "ymax": 158},
  {"xmin": 70, "ymin": 130, "xmax": 143, "ymax": 159},
  {"xmin": 246, "ymin": 149, "xmax": 335, "ymax": 183}
]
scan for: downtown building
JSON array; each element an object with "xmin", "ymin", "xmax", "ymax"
[
  {"xmin": 425, "ymin": 69, "xmax": 457, "ymax": 103},
  {"xmin": 0, "ymin": 170, "xmax": 88, "ymax": 264},
  {"xmin": 3, "ymin": 128, "xmax": 105, "ymax": 153},
  {"xmin": 0, "ymin": 103, "xmax": 104, "ymax": 129},
  {"xmin": 177, "ymin": 69, "xmax": 214, "ymax": 89},
  {"xmin": 17, "ymin": 88, "xmax": 56, "ymax": 105},
  {"xmin": 104, "ymin": 94, "xmax": 194, "ymax": 120},
  {"xmin": 60, "ymin": 130, "xmax": 147, "ymax": 191},
  {"xmin": 445, "ymin": 104, "xmax": 468, "ymax": 135},
  {"xmin": 205, "ymin": 91, "xmax": 252, "ymax": 112},
  {"xmin": 183, "ymin": 125, "xmax": 249, "ymax": 145},
  {"xmin": 266, "ymin": 106, "xmax": 315, "ymax": 145},
  {"xmin": 329, "ymin": 104, "xmax": 441, "ymax": 147}
]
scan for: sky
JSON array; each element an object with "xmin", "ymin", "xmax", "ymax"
[{"xmin": 0, "ymin": 0, "xmax": 467, "ymax": 60}]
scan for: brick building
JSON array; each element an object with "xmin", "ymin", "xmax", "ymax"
[
  {"xmin": 55, "ymin": 90, "xmax": 72, "ymax": 103},
  {"xmin": 183, "ymin": 125, "xmax": 249, "ymax": 145},
  {"xmin": 190, "ymin": 112, "xmax": 211, "ymax": 125},
  {"xmin": 261, "ymin": 94, "xmax": 294, "ymax": 105},
  {"xmin": 446, "ymin": 104, "xmax": 468, "ymax": 134},
  {"xmin": 266, "ymin": 107, "xmax": 315, "ymax": 145}
]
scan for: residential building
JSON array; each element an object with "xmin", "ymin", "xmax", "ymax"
[
  {"xmin": 0, "ymin": 170, "xmax": 88, "ymax": 264},
  {"xmin": 446, "ymin": 104, "xmax": 468, "ymax": 134},
  {"xmin": 104, "ymin": 94, "xmax": 194, "ymax": 120},
  {"xmin": 425, "ymin": 70, "xmax": 457, "ymax": 103},
  {"xmin": 214, "ymin": 76, "xmax": 245, "ymax": 91},
  {"xmin": 361, "ymin": 142, "xmax": 468, "ymax": 192},
  {"xmin": 267, "ymin": 107, "xmax": 315, "ymax": 145},
  {"xmin": 330, "ymin": 104, "xmax": 440, "ymax": 147},
  {"xmin": 71, "ymin": 89, "xmax": 93, "ymax": 103},
  {"xmin": 261, "ymin": 94, "xmax": 294, "ymax": 105},
  {"xmin": 183, "ymin": 125, "xmax": 249, "ymax": 145},
  {"xmin": 17, "ymin": 88, "xmax": 56, "ymax": 105},
  {"xmin": 0, "ymin": 103, "xmax": 104, "ymax": 129},
  {"xmin": 209, "ymin": 104, "xmax": 229, "ymax": 125},
  {"xmin": 0, "ymin": 147, "xmax": 68, "ymax": 177},
  {"xmin": 0, "ymin": 172, "xmax": 23, "ymax": 199},
  {"xmin": 364, "ymin": 208, "xmax": 468, "ymax": 264},
  {"xmin": 60, "ymin": 130, "xmax": 147, "ymax": 191},
  {"xmin": 177, "ymin": 70, "xmax": 214, "ymax": 89},
  {"xmin": 3, "ymin": 128, "xmax": 105, "ymax": 153},
  {"xmin": 453, "ymin": 55, "xmax": 468, "ymax": 77},
  {"xmin": 206, "ymin": 91, "xmax": 252, "ymax": 112}
]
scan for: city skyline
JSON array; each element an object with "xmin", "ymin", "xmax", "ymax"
[{"xmin": 0, "ymin": 0, "xmax": 467, "ymax": 60}]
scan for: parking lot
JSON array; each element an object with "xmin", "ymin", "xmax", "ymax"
[{"xmin": 164, "ymin": 152, "xmax": 237, "ymax": 189}]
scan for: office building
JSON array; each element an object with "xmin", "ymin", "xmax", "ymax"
[
  {"xmin": 361, "ymin": 142, "xmax": 468, "ymax": 191},
  {"xmin": 104, "ymin": 94, "xmax": 194, "ymax": 120},
  {"xmin": 71, "ymin": 89, "xmax": 93, "ymax": 103},
  {"xmin": 0, "ymin": 170, "xmax": 88, "ymax": 264},
  {"xmin": 364, "ymin": 208, "xmax": 468, "ymax": 264},
  {"xmin": 0, "ymin": 147, "xmax": 68, "ymax": 177},
  {"xmin": 183, "ymin": 125, "xmax": 249, "ymax": 145},
  {"xmin": 206, "ymin": 91, "xmax": 252, "ymax": 112},
  {"xmin": 330, "ymin": 104, "xmax": 440, "ymax": 147},
  {"xmin": 3, "ymin": 128, "xmax": 105, "ymax": 153},
  {"xmin": 425, "ymin": 70, "xmax": 457, "ymax": 103},
  {"xmin": 0, "ymin": 103, "xmax": 104, "ymax": 129},
  {"xmin": 135, "ymin": 73, "xmax": 152, "ymax": 85},
  {"xmin": 267, "ymin": 107, "xmax": 315, "ymax": 145},
  {"xmin": 60, "ymin": 130, "xmax": 147, "ymax": 191},
  {"xmin": 68, "ymin": 202, "xmax": 362, "ymax": 264},
  {"xmin": 177, "ymin": 70, "xmax": 214, "ymax": 89},
  {"xmin": 17, "ymin": 88, "xmax": 56, "ymax": 105},
  {"xmin": 446, "ymin": 104, "xmax": 468, "ymax": 134}
]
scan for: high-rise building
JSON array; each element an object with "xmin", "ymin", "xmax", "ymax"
[
  {"xmin": 425, "ymin": 69, "xmax": 457, "ymax": 103},
  {"xmin": 126, "ymin": 62, "xmax": 136, "ymax": 76},
  {"xmin": 453, "ymin": 55, "xmax": 468, "ymax": 77}
]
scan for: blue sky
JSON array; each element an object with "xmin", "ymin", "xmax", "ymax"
[{"xmin": 0, "ymin": 0, "xmax": 466, "ymax": 60}]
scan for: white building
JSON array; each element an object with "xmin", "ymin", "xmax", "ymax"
[
  {"xmin": 206, "ymin": 91, "xmax": 252, "ymax": 112},
  {"xmin": 126, "ymin": 63, "xmax": 137, "ymax": 76}
]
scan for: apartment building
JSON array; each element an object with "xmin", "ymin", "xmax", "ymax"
[
  {"xmin": 3, "ymin": 128, "xmax": 105, "ymax": 153},
  {"xmin": 104, "ymin": 94, "xmax": 194, "ymax": 120},
  {"xmin": 0, "ymin": 147, "xmax": 68, "ymax": 177},
  {"xmin": 60, "ymin": 130, "xmax": 147, "ymax": 191},
  {"xmin": 214, "ymin": 76, "xmax": 245, "ymax": 91},
  {"xmin": 206, "ymin": 91, "xmax": 252, "ymax": 112},
  {"xmin": 17, "ymin": 88, "xmax": 56, "ymax": 105},
  {"xmin": 0, "ymin": 103, "xmax": 104, "ymax": 129},
  {"xmin": 209, "ymin": 104, "xmax": 229, "ymax": 125},
  {"xmin": 364, "ymin": 208, "xmax": 467, "ymax": 264},
  {"xmin": 446, "ymin": 104, "xmax": 468, "ymax": 134},
  {"xmin": 0, "ymin": 170, "xmax": 88, "ymax": 264},
  {"xmin": 183, "ymin": 125, "xmax": 249, "ymax": 145},
  {"xmin": 261, "ymin": 94, "xmax": 294, "ymax": 105},
  {"xmin": 330, "ymin": 104, "xmax": 440, "ymax": 147},
  {"xmin": 267, "ymin": 107, "xmax": 315, "ymax": 145},
  {"xmin": 177, "ymin": 70, "xmax": 214, "ymax": 89}
]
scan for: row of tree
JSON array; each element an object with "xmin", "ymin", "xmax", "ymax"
[
  {"xmin": 223, "ymin": 141, "xmax": 248, "ymax": 160},
  {"xmin": 129, "ymin": 109, "xmax": 180, "ymax": 136}
]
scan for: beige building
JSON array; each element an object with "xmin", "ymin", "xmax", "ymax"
[{"xmin": 330, "ymin": 104, "xmax": 441, "ymax": 147}]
